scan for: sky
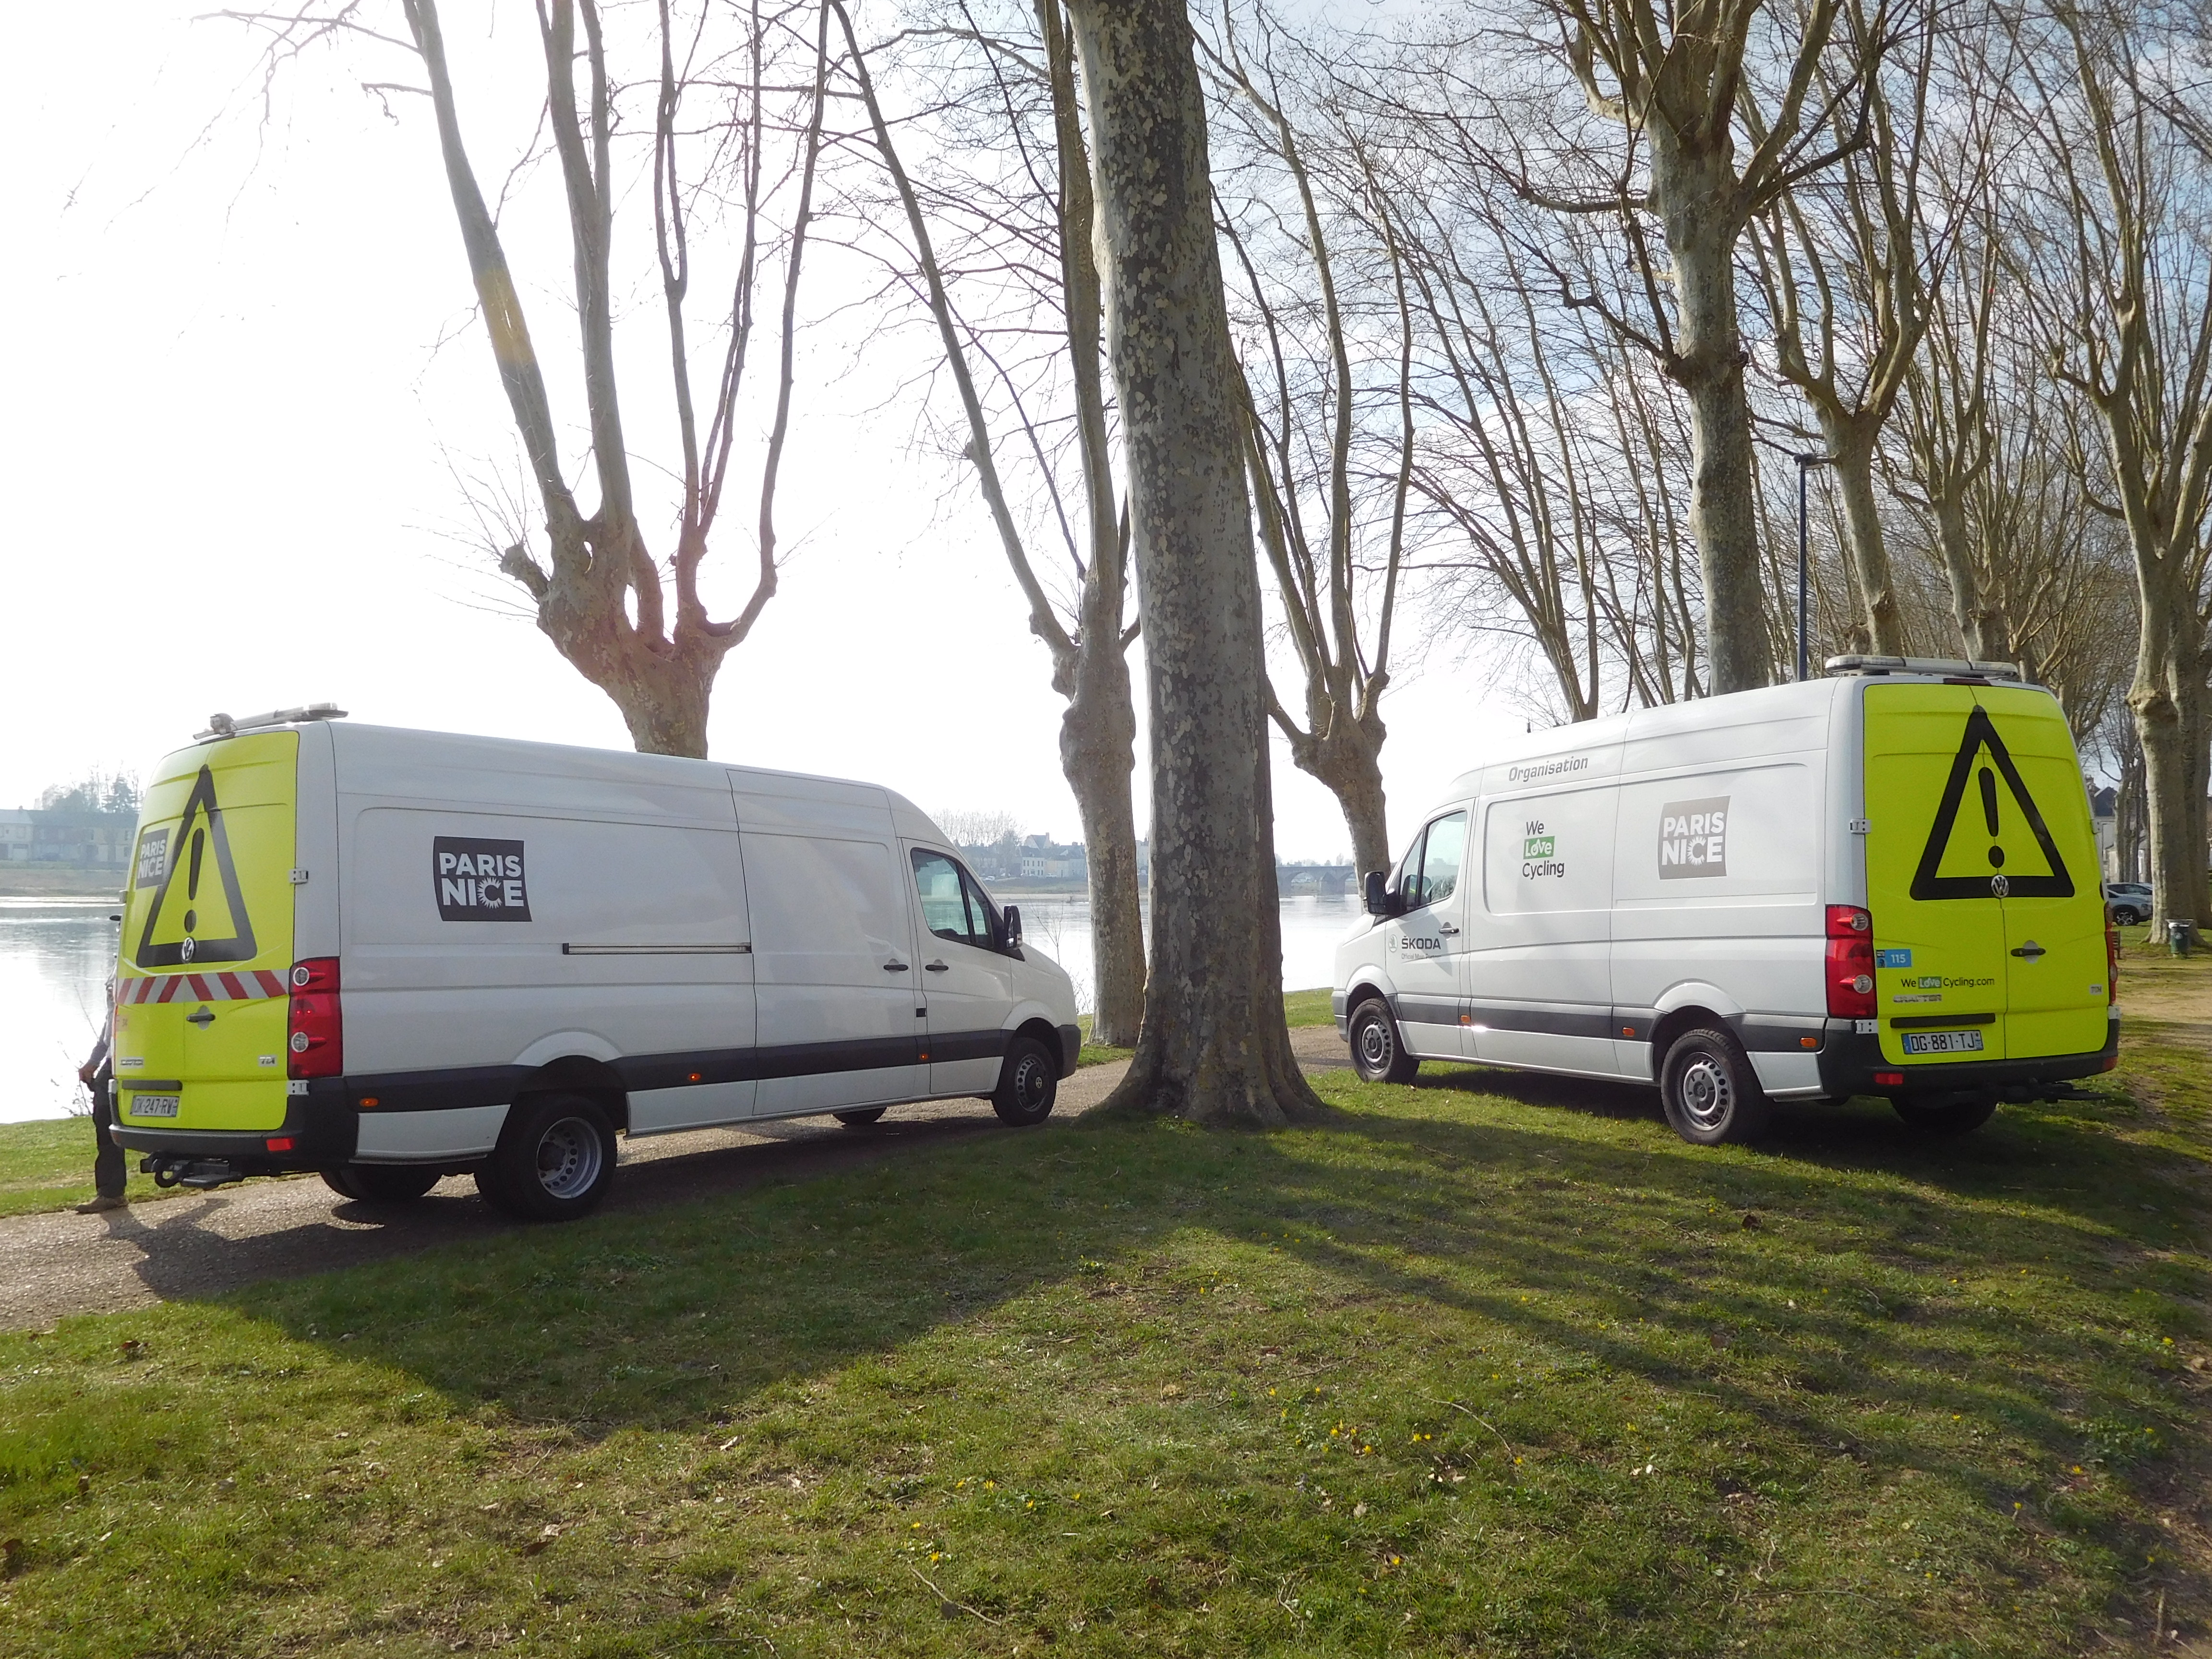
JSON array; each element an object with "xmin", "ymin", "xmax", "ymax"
[{"xmin": 2, "ymin": 1, "xmax": 1528, "ymax": 867}]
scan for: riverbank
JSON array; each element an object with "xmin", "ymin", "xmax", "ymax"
[{"xmin": 0, "ymin": 866, "xmax": 121, "ymax": 900}]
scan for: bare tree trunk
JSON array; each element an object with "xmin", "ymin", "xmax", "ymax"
[
  {"xmin": 1820, "ymin": 421, "xmax": 1906, "ymax": 655},
  {"xmin": 1063, "ymin": 0, "xmax": 1322, "ymax": 1125},
  {"xmin": 2132, "ymin": 568, "xmax": 2212, "ymax": 934},
  {"xmin": 1655, "ymin": 138, "xmax": 1776, "ymax": 692},
  {"xmin": 1927, "ymin": 478, "xmax": 2011, "ymax": 661}
]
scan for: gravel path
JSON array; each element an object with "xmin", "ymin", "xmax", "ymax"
[{"xmin": 0, "ymin": 1026, "xmax": 1349, "ymax": 1332}]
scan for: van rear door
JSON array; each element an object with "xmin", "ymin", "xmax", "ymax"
[
  {"xmin": 1974, "ymin": 685, "xmax": 2106, "ymax": 1059},
  {"xmin": 1863, "ymin": 682, "xmax": 2105, "ymax": 1068},
  {"xmin": 1863, "ymin": 685, "xmax": 2010, "ymax": 1063},
  {"xmin": 111, "ymin": 732, "xmax": 298, "ymax": 1133}
]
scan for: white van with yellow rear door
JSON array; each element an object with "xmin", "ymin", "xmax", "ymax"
[
  {"xmin": 1334, "ymin": 660, "xmax": 2120, "ymax": 1144},
  {"xmin": 108, "ymin": 709, "xmax": 1081, "ymax": 1219}
]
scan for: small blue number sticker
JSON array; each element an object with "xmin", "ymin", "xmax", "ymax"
[{"xmin": 1876, "ymin": 949, "xmax": 1913, "ymax": 968}]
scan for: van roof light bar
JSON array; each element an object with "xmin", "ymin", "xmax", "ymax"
[
  {"xmin": 195, "ymin": 703, "xmax": 349, "ymax": 742},
  {"xmin": 1824, "ymin": 654, "xmax": 2026, "ymax": 683}
]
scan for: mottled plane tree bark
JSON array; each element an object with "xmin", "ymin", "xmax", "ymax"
[
  {"xmin": 833, "ymin": 0, "xmax": 1147, "ymax": 1046},
  {"xmin": 1062, "ymin": 0, "xmax": 1322, "ymax": 1125}
]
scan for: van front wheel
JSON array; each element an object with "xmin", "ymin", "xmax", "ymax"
[
  {"xmin": 479, "ymin": 1095, "xmax": 617, "ymax": 1222},
  {"xmin": 1659, "ymin": 1028, "xmax": 1771, "ymax": 1145},
  {"xmin": 1349, "ymin": 998, "xmax": 1419, "ymax": 1085},
  {"xmin": 992, "ymin": 1036, "xmax": 1058, "ymax": 1126}
]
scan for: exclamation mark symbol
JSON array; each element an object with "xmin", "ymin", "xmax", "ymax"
[
  {"xmin": 1979, "ymin": 767, "xmax": 2004, "ymax": 869},
  {"xmin": 184, "ymin": 828, "xmax": 205, "ymax": 932}
]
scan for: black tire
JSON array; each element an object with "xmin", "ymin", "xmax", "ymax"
[
  {"xmin": 1659, "ymin": 1026, "xmax": 1772, "ymax": 1145},
  {"xmin": 834, "ymin": 1107, "xmax": 887, "ymax": 1128},
  {"xmin": 1892, "ymin": 1097, "xmax": 1996, "ymax": 1137},
  {"xmin": 323, "ymin": 1164, "xmax": 440, "ymax": 1204},
  {"xmin": 481, "ymin": 1094, "xmax": 617, "ymax": 1222},
  {"xmin": 992, "ymin": 1035, "xmax": 1058, "ymax": 1126},
  {"xmin": 2114, "ymin": 906, "xmax": 2143, "ymax": 926},
  {"xmin": 1348, "ymin": 998, "xmax": 1419, "ymax": 1085}
]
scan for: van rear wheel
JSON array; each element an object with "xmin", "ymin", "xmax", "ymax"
[
  {"xmin": 1659, "ymin": 1027, "xmax": 1771, "ymax": 1145},
  {"xmin": 992, "ymin": 1035, "xmax": 1058, "ymax": 1126},
  {"xmin": 834, "ymin": 1107, "xmax": 887, "ymax": 1128},
  {"xmin": 1348, "ymin": 998, "xmax": 1419, "ymax": 1085},
  {"xmin": 479, "ymin": 1095, "xmax": 616, "ymax": 1222},
  {"xmin": 323, "ymin": 1165, "xmax": 441, "ymax": 1204}
]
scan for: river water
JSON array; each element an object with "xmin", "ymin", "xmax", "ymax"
[{"xmin": 0, "ymin": 892, "xmax": 1362, "ymax": 1123}]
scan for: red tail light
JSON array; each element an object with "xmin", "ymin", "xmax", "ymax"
[
  {"xmin": 2105, "ymin": 911, "xmax": 2120, "ymax": 1003},
  {"xmin": 287, "ymin": 957, "xmax": 343, "ymax": 1079},
  {"xmin": 1826, "ymin": 906, "xmax": 1875, "ymax": 1019}
]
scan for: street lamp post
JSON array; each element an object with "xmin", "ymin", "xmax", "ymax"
[{"xmin": 1794, "ymin": 452, "xmax": 1831, "ymax": 681}]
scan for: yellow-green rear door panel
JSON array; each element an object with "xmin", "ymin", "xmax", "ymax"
[
  {"xmin": 112, "ymin": 732, "xmax": 299, "ymax": 1132},
  {"xmin": 1978, "ymin": 686, "xmax": 2107, "ymax": 1057},
  {"xmin": 1863, "ymin": 683, "xmax": 2105, "ymax": 1067}
]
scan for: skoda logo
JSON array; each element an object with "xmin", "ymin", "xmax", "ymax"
[{"xmin": 1990, "ymin": 874, "xmax": 2009, "ymax": 898}]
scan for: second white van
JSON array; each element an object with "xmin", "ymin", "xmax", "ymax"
[{"xmin": 1334, "ymin": 661, "xmax": 2119, "ymax": 1145}]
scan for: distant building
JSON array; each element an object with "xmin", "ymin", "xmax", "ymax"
[
  {"xmin": 0, "ymin": 808, "xmax": 136, "ymax": 867},
  {"xmin": 2089, "ymin": 783, "xmax": 2117, "ymax": 880}
]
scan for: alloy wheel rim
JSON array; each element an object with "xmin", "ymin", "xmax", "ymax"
[
  {"xmin": 535, "ymin": 1118, "xmax": 604, "ymax": 1198},
  {"xmin": 1678, "ymin": 1054, "xmax": 1731, "ymax": 1132}
]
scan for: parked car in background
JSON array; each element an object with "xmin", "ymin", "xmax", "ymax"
[{"xmin": 2103, "ymin": 882, "xmax": 2154, "ymax": 925}]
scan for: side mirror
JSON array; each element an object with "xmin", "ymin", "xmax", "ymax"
[
  {"xmin": 1002, "ymin": 904, "xmax": 1023, "ymax": 947},
  {"xmin": 1362, "ymin": 871, "xmax": 1391, "ymax": 916}
]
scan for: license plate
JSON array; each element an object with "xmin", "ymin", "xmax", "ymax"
[
  {"xmin": 130, "ymin": 1094, "xmax": 180, "ymax": 1118},
  {"xmin": 1902, "ymin": 1030, "xmax": 1984, "ymax": 1055}
]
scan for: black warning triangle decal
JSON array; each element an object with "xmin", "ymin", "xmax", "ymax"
[
  {"xmin": 134, "ymin": 764, "xmax": 260, "ymax": 968},
  {"xmin": 1909, "ymin": 706, "xmax": 2074, "ymax": 901}
]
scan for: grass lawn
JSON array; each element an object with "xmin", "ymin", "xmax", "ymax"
[
  {"xmin": 0, "ymin": 1116, "xmax": 186, "ymax": 1221},
  {"xmin": 0, "ymin": 978, "xmax": 2205, "ymax": 1655}
]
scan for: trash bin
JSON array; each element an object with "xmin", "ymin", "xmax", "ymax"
[{"xmin": 2170, "ymin": 919, "xmax": 2196, "ymax": 958}]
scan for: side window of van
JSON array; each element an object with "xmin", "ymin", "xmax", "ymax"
[
  {"xmin": 911, "ymin": 851, "xmax": 998, "ymax": 950},
  {"xmin": 1414, "ymin": 812, "xmax": 1467, "ymax": 908},
  {"xmin": 1391, "ymin": 829, "xmax": 1427, "ymax": 909}
]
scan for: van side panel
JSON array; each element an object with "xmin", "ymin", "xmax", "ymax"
[
  {"xmin": 1467, "ymin": 740, "xmax": 1623, "ymax": 1076},
  {"xmin": 1609, "ymin": 694, "xmax": 1830, "ymax": 1086},
  {"xmin": 341, "ymin": 805, "xmax": 756, "ymax": 1116},
  {"xmin": 112, "ymin": 732, "xmax": 299, "ymax": 1134}
]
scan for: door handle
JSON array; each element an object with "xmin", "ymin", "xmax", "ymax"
[
  {"xmin": 1437, "ymin": 922, "xmax": 1460, "ymax": 936},
  {"xmin": 882, "ymin": 961, "xmax": 910, "ymax": 973},
  {"xmin": 2009, "ymin": 941, "xmax": 2045, "ymax": 960},
  {"xmin": 925, "ymin": 960, "xmax": 950, "ymax": 972},
  {"xmin": 186, "ymin": 1008, "xmax": 214, "ymax": 1027}
]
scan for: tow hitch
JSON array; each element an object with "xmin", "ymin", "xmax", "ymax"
[{"xmin": 141, "ymin": 1155, "xmax": 245, "ymax": 1191}]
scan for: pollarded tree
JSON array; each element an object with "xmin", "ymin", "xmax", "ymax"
[{"xmin": 218, "ymin": 0, "xmax": 831, "ymax": 756}]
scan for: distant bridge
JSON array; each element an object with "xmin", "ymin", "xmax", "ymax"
[{"xmin": 1276, "ymin": 861, "xmax": 1358, "ymax": 897}]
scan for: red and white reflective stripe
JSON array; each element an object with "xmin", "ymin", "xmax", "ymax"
[{"xmin": 118, "ymin": 970, "xmax": 288, "ymax": 1006}]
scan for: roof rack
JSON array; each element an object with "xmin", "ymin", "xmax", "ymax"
[
  {"xmin": 1824, "ymin": 655, "xmax": 2026, "ymax": 683},
  {"xmin": 195, "ymin": 703, "xmax": 349, "ymax": 742}
]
